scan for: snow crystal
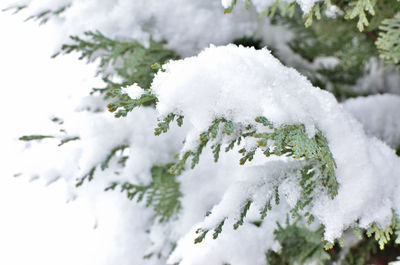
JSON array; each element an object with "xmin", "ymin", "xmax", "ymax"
[{"xmin": 6, "ymin": 1, "xmax": 400, "ymax": 262}]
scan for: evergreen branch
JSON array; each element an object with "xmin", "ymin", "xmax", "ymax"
[
  {"xmin": 76, "ymin": 166, "xmax": 96, "ymax": 187},
  {"xmin": 342, "ymin": 221, "xmax": 400, "ymax": 265},
  {"xmin": 254, "ymin": 117, "xmax": 338, "ymax": 198},
  {"xmin": 57, "ymin": 31, "xmax": 178, "ymax": 117},
  {"xmin": 233, "ymin": 200, "xmax": 252, "ymax": 230},
  {"xmin": 194, "ymin": 228, "xmax": 209, "ymax": 244},
  {"xmin": 56, "ymin": 31, "xmax": 179, "ymax": 90},
  {"xmin": 367, "ymin": 222, "xmax": 394, "ymax": 250},
  {"xmin": 58, "ymin": 136, "xmax": 80, "ymax": 146},
  {"xmin": 344, "ymin": 0, "xmax": 375, "ymax": 31},
  {"xmin": 107, "ymin": 92, "xmax": 158, "ymax": 118},
  {"xmin": 100, "ymin": 145, "xmax": 129, "ymax": 170},
  {"xmin": 25, "ymin": 5, "xmax": 70, "ymax": 25},
  {"xmin": 2, "ymin": 5, "xmax": 27, "ymax": 14},
  {"xmin": 193, "ymin": 162, "xmax": 328, "ymax": 244},
  {"xmin": 169, "ymin": 118, "xmax": 256, "ymax": 175},
  {"xmin": 168, "ymin": 116, "xmax": 337, "ymax": 197},
  {"xmin": 376, "ymin": 12, "xmax": 400, "ymax": 64},
  {"xmin": 76, "ymin": 144, "xmax": 129, "ymax": 187},
  {"xmin": 154, "ymin": 113, "xmax": 184, "ymax": 136},
  {"xmin": 303, "ymin": 3, "xmax": 322, "ymax": 28},
  {"xmin": 105, "ymin": 164, "xmax": 181, "ymax": 222},
  {"xmin": 271, "ymin": 10, "xmax": 377, "ymax": 100},
  {"xmin": 19, "ymin": 135, "xmax": 55, "ymax": 141},
  {"xmin": 267, "ymin": 221, "xmax": 332, "ymax": 265},
  {"xmin": 223, "ymin": 0, "xmax": 237, "ymax": 14}
]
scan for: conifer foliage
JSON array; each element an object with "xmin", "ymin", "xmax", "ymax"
[{"xmin": 5, "ymin": 0, "xmax": 400, "ymax": 264}]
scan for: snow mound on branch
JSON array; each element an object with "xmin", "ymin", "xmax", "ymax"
[
  {"xmin": 152, "ymin": 44, "xmax": 400, "ymax": 242},
  {"xmin": 343, "ymin": 94, "xmax": 400, "ymax": 149},
  {"xmin": 6, "ymin": 0, "xmax": 273, "ymax": 56}
]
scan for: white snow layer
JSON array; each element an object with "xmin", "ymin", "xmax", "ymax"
[
  {"xmin": 121, "ymin": 83, "xmax": 143, "ymax": 99},
  {"xmin": 152, "ymin": 45, "xmax": 400, "ymax": 247},
  {"xmin": 343, "ymin": 94, "xmax": 400, "ymax": 149},
  {"xmin": 4, "ymin": 1, "xmax": 400, "ymax": 261},
  {"xmin": 4, "ymin": 0, "xmax": 274, "ymax": 56}
]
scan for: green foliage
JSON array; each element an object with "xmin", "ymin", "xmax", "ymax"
[
  {"xmin": 105, "ymin": 164, "xmax": 181, "ymax": 223},
  {"xmin": 76, "ymin": 167, "xmax": 96, "ymax": 187},
  {"xmin": 3, "ymin": 4, "xmax": 69, "ymax": 24},
  {"xmin": 267, "ymin": 221, "xmax": 333, "ymax": 265},
  {"xmin": 176, "ymin": 115, "xmax": 337, "ymax": 244},
  {"xmin": 19, "ymin": 135, "xmax": 54, "ymax": 141},
  {"xmin": 290, "ymin": 165, "xmax": 317, "ymax": 224},
  {"xmin": 344, "ymin": 0, "xmax": 376, "ymax": 31},
  {"xmin": 395, "ymin": 216, "xmax": 400, "ymax": 245},
  {"xmin": 272, "ymin": 10, "xmax": 377, "ymax": 100},
  {"xmin": 342, "ymin": 232, "xmax": 400, "ymax": 265},
  {"xmin": 364, "ymin": 214, "xmax": 400, "ymax": 250},
  {"xmin": 227, "ymin": 0, "xmax": 381, "ymax": 31},
  {"xmin": 367, "ymin": 222, "xmax": 393, "ymax": 250},
  {"xmin": 339, "ymin": 216, "xmax": 400, "ymax": 265},
  {"xmin": 267, "ymin": 219, "xmax": 400, "ymax": 265},
  {"xmin": 58, "ymin": 136, "xmax": 80, "ymax": 146},
  {"xmin": 154, "ymin": 113, "xmax": 184, "ymax": 136},
  {"xmin": 76, "ymin": 144, "xmax": 129, "ymax": 187},
  {"xmin": 106, "ymin": 91, "xmax": 158, "ymax": 118},
  {"xmin": 232, "ymin": 37, "xmax": 263, "ymax": 49},
  {"xmin": 254, "ymin": 117, "xmax": 338, "ymax": 198},
  {"xmin": 193, "ymin": 162, "xmax": 330, "ymax": 244},
  {"xmin": 11, "ymin": 0, "xmax": 400, "ymax": 262},
  {"xmin": 19, "ymin": 134, "xmax": 81, "ymax": 147},
  {"xmin": 56, "ymin": 31, "xmax": 179, "ymax": 88},
  {"xmin": 303, "ymin": 2, "xmax": 322, "ymax": 28},
  {"xmin": 54, "ymin": 31, "xmax": 179, "ymax": 117},
  {"xmin": 169, "ymin": 117, "xmax": 256, "ymax": 175},
  {"xmin": 259, "ymin": 0, "xmax": 297, "ymax": 18},
  {"xmin": 194, "ymin": 218, "xmax": 227, "ymax": 243},
  {"xmin": 61, "ymin": 31, "xmax": 178, "ymax": 86},
  {"xmin": 2, "ymin": 5, "xmax": 27, "ymax": 14},
  {"xmin": 223, "ymin": 0, "xmax": 238, "ymax": 14},
  {"xmin": 233, "ymin": 200, "xmax": 252, "ymax": 230},
  {"xmin": 25, "ymin": 5, "xmax": 70, "ymax": 25},
  {"xmin": 100, "ymin": 145, "xmax": 129, "ymax": 170},
  {"xmin": 376, "ymin": 12, "xmax": 400, "ymax": 64}
]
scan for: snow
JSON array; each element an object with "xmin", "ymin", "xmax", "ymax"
[
  {"xmin": 0, "ymin": 12, "xmax": 160, "ymax": 265},
  {"xmin": 2, "ymin": 1, "xmax": 400, "ymax": 264},
  {"xmin": 343, "ymin": 94, "xmax": 400, "ymax": 149},
  {"xmin": 153, "ymin": 45, "xmax": 319, "ymax": 134},
  {"xmin": 3, "ymin": 0, "xmax": 271, "ymax": 56},
  {"xmin": 121, "ymin": 83, "xmax": 143, "ymax": 99},
  {"xmin": 250, "ymin": 0, "xmax": 321, "ymax": 14},
  {"xmin": 325, "ymin": 5, "xmax": 343, "ymax": 18},
  {"xmin": 151, "ymin": 45, "xmax": 400, "ymax": 244}
]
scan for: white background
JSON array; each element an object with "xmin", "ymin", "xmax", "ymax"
[{"xmin": 0, "ymin": 11, "xmax": 125, "ymax": 265}]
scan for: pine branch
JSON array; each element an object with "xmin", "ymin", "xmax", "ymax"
[
  {"xmin": 76, "ymin": 144, "xmax": 129, "ymax": 187},
  {"xmin": 376, "ymin": 12, "xmax": 400, "ymax": 65},
  {"xmin": 105, "ymin": 164, "xmax": 182, "ymax": 223}
]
